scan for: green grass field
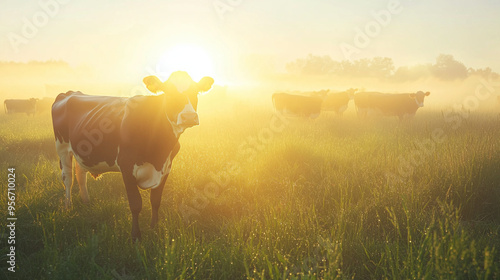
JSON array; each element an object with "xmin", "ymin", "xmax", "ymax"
[{"xmin": 1, "ymin": 98, "xmax": 500, "ymax": 279}]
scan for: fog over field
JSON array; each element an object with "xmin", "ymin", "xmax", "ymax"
[
  {"xmin": 1, "ymin": 1, "xmax": 500, "ymax": 279},
  {"xmin": 1, "ymin": 54, "xmax": 499, "ymax": 110}
]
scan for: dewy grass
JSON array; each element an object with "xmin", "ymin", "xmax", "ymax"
[{"xmin": 1, "ymin": 104, "xmax": 499, "ymax": 279}]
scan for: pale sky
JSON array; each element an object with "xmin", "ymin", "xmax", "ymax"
[{"xmin": 1, "ymin": 0, "xmax": 499, "ymax": 82}]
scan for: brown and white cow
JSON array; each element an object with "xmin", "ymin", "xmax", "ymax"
[
  {"xmin": 4, "ymin": 98, "xmax": 38, "ymax": 116},
  {"xmin": 322, "ymin": 88, "xmax": 357, "ymax": 116},
  {"xmin": 51, "ymin": 71, "xmax": 214, "ymax": 240},
  {"xmin": 354, "ymin": 91, "xmax": 430, "ymax": 120},
  {"xmin": 272, "ymin": 93, "xmax": 323, "ymax": 119}
]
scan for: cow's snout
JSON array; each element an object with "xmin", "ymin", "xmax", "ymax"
[{"xmin": 179, "ymin": 112, "xmax": 199, "ymax": 127}]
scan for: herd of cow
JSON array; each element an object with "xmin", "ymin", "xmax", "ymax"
[
  {"xmin": 4, "ymin": 90, "xmax": 432, "ymax": 121},
  {"xmin": 272, "ymin": 89, "xmax": 431, "ymax": 120},
  {"xmin": 8, "ymin": 75, "xmax": 490, "ymax": 241}
]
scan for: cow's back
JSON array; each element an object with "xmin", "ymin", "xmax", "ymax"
[{"xmin": 52, "ymin": 91, "xmax": 127, "ymax": 168}]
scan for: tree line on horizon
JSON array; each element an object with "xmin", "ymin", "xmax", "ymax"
[
  {"xmin": 286, "ymin": 54, "xmax": 499, "ymax": 82},
  {"xmin": 1, "ymin": 55, "xmax": 498, "ymax": 83}
]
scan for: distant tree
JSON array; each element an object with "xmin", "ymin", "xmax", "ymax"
[
  {"xmin": 286, "ymin": 54, "xmax": 337, "ymax": 75},
  {"xmin": 285, "ymin": 53, "xmax": 498, "ymax": 81},
  {"xmin": 367, "ymin": 57, "xmax": 395, "ymax": 78},
  {"xmin": 468, "ymin": 67, "xmax": 500, "ymax": 80},
  {"xmin": 392, "ymin": 64, "xmax": 432, "ymax": 82},
  {"xmin": 286, "ymin": 55, "xmax": 394, "ymax": 78},
  {"xmin": 431, "ymin": 54, "xmax": 468, "ymax": 80}
]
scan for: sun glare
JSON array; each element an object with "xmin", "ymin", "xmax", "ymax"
[{"xmin": 157, "ymin": 44, "xmax": 215, "ymax": 82}]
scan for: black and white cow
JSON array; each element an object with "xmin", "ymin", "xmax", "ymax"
[{"xmin": 51, "ymin": 71, "xmax": 214, "ymax": 240}]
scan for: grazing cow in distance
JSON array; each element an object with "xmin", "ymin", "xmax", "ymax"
[
  {"xmin": 51, "ymin": 71, "xmax": 214, "ymax": 240},
  {"xmin": 272, "ymin": 93, "xmax": 323, "ymax": 119},
  {"xmin": 4, "ymin": 98, "xmax": 38, "ymax": 116},
  {"xmin": 322, "ymin": 88, "xmax": 357, "ymax": 116},
  {"xmin": 354, "ymin": 91, "xmax": 430, "ymax": 120}
]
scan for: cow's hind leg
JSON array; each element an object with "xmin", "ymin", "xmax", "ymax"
[
  {"xmin": 59, "ymin": 153, "xmax": 74, "ymax": 208},
  {"xmin": 75, "ymin": 162, "xmax": 90, "ymax": 204}
]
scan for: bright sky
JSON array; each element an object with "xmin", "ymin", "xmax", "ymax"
[{"xmin": 1, "ymin": 0, "xmax": 499, "ymax": 83}]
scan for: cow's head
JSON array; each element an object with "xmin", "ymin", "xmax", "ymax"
[
  {"xmin": 409, "ymin": 91, "xmax": 430, "ymax": 107},
  {"xmin": 143, "ymin": 71, "xmax": 214, "ymax": 132}
]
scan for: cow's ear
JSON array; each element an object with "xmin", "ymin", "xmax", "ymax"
[
  {"xmin": 409, "ymin": 93, "xmax": 416, "ymax": 98},
  {"xmin": 425, "ymin": 92, "xmax": 430, "ymax": 96},
  {"xmin": 143, "ymin": 76, "xmax": 164, "ymax": 93},
  {"xmin": 197, "ymin": 77, "xmax": 214, "ymax": 93}
]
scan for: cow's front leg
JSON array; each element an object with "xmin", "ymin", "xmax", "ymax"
[
  {"xmin": 123, "ymin": 174, "xmax": 142, "ymax": 241},
  {"xmin": 150, "ymin": 177, "xmax": 167, "ymax": 229}
]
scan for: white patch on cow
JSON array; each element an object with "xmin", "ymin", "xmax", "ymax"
[
  {"xmin": 55, "ymin": 139, "xmax": 71, "ymax": 158},
  {"xmin": 133, "ymin": 163, "xmax": 162, "ymax": 189},
  {"xmin": 416, "ymin": 99, "xmax": 424, "ymax": 107},
  {"xmin": 176, "ymin": 102, "xmax": 198, "ymax": 126},
  {"xmin": 55, "ymin": 139, "xmax": 73, "ymax": 207},
  {"xmin": 132, "ymin": 155, "xmax": 172, "ymax": 189},
  {"xmin": 170, "ymin": 100, "xmax": 199, "ymax": 137}
]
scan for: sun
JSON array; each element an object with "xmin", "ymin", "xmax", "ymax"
[{"xmin": 156, "ymin": 44, "xmax": 215, "ymax": 82}]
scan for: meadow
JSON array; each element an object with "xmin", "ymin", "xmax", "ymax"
[{"xmin": 1, "ymin": 95, "xmax": 499, "ymax": 279}]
